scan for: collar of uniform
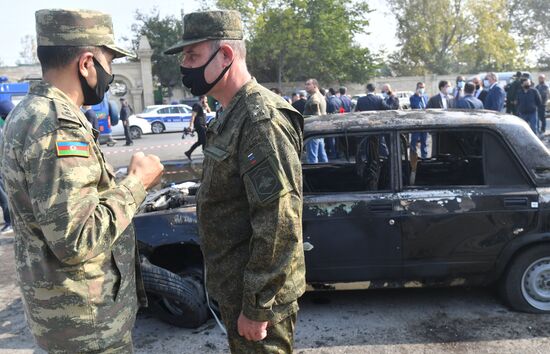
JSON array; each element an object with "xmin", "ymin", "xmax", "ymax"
[
  {"xmin": 214, "ymin": 77, "xmax": 257, "ymax": 135},
  {"xmin": 30, "ymin": 81, "xmax": 77, "ymax": 108},
  {"xmin": 30, "ymin": 81, "xmax": 89, "ymax": 128}
]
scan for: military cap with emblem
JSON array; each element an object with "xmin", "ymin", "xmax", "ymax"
[
  {"xmin": 35, "ymin": 9, "xmax": 134, "ymax": 58},
  {"xmin": 164, "ymin": 10, "xmax": 244, "ymax": 54}
]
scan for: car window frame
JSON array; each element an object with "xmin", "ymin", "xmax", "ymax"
[
  {"xmin": 396, "ymin": 127, "xmax": 535, "ymax": 191},
  {"xmin": 302, "ymin": 130, "xmax": 397, "ymax": 195}
]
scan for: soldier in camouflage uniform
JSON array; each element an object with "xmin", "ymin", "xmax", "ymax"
[
  {"xmin": 165, "ymin": 10, "xmax": 306, "ymax": 353},
  {"xmin": 0, "ymin": 9, "xmax": 164, "ymax": 353}
]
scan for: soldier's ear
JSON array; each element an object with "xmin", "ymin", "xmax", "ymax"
[
  {"xmin": 77, "ymin": 52, "xmax": 94, "ymax": 78},
  {"xmin": 219, "ymin": 44, "xmax": 235, "ymax": 67}
]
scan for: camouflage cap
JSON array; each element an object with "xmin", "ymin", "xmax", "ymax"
[
  {"xmin": 164, "ymin": 10, "xmax": 243, "ymax": 55},
  {"xmin": 35, "ymin": 9, "xmax": 134, "ymax": 58}
]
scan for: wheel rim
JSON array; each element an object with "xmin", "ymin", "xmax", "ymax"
[
  {"xmin": 521, "ymin": 256, "xmax": 550, "ymax": 310},
  {"xmin": 152, "ymin": 122, "xmax": 163, "ymax": 134},
  {"xmin": 130, "ymin": 127, "xmax": 141, "ymax": 139}
]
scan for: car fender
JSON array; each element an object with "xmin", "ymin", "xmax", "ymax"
[
  {"xmin": 134, "ymin": 208, "xmax": 201, "ymax": 249},
  {"xmin": 494, "ymin": 232, "xmax": 550, "ymax": 279}
]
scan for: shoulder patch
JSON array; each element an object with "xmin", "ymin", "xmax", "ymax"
[
  {"xmin": 56, "ymin": 141, "xmax": 90, "ymax": 158},
  {"xmin": 245, "ymin": 157, "xmax": 285, "ymax": 204},
  {"xmin": 53, "ymin": 99, "xmax": 82, "ymax": 125}
]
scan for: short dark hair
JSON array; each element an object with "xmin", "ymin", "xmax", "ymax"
[
  {"xmin": 329, "ymin": 88, "xmax": 336, "ymax": 95},
  {"xmin": 416, "ymin": 82, "xmax": 424, "ymax": 89},
  {"xmin": 438, "ymin": 80, "xmax": 449, "ymax": 90},
  {"xmin": 339, "ymin": 87, "xmax": 347, "ymax": 95},
  {"xmin": 464, "ymin": 82, "xmax": 475, "ymax": 94},
  {"xmin": 37, "ymin": 45, "xmax": 101, "ymax": 71},
  {"xmin": 270, "ymin": 87, "xmax": 282, "ymax": 95},
  {"xmin": 366, "ymin": 83, "xmax": 376, "ymax": 92}
]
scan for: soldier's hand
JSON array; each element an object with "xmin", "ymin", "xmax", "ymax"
[
  {"xmin": 237, "ymin": 312, "xmax": 268, "ymax": 341},
  {"xmin": 127, "ymin": 152, "xmax": 164, "ymax": 190}
]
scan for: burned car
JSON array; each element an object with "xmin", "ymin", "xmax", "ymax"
[{"xmin": 136, "ymin": 109, "xmax": 550, "ymax": 328}]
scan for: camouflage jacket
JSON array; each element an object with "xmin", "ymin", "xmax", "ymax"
[
  {"xmin": 197, "ymin": 79, "xmax": 306, "ymax": 324},
  {"xmin": 0, "ymin": 81, "xmax": 147, "ymax": 352}
]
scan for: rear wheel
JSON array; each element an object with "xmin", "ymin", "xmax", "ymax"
[
  {"xmin": 500, "ymin": 245, "xmax": 550, "ymax": 313},
  {"xmin": 130, "ymin": 126, "xmax": 142, "ymax": 139},
  {"xmin": 151, "ymin": 122, "xmax": 165, "ymax": 134},
  {"xmin": 141, "ymin": 261, "xmax": 209, "ymax": 328}
]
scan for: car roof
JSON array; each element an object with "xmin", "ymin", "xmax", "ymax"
[{"xmin": 304, "ymin": 109, "xmax": 550, "ymax": 186}]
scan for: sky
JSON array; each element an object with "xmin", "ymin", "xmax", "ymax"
[{"xmin": 0, "ymin": 0, "xmax": 397, "ymax": 66}]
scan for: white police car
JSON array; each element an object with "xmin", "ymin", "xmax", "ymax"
[
  {"xmin": 111, "ymin": 114, "xmax": 152, "ymax": 139},
  {"xmin": 137, "ymin": 104, "xmax": 215, "ymax": 134}
]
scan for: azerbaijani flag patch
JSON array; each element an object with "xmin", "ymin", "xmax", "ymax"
[{"xmin": 56, "ymin": 141, "xmax": 90, "ymax": 158}]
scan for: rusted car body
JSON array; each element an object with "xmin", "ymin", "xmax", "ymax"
[{"xmin": 137, "ymin": 109, "xmax": 550, "ymax": 327}]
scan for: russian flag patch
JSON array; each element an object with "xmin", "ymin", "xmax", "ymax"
[
  {"xmin": 248, "ymin": 152, "xmax": 257, "ymax": 165},
  {"xmin": 56, "ymin": 141, "xmax": 90, "ymax": 158}
]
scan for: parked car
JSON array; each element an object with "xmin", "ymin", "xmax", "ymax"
[
  {"xmin": 135, "ymin": 109, "xmax": 550, "ymax": 328},
  {"xmin": 394, "ymin": 91, "xmax": 414, "ymax": 109},
  {"xmin": 111, "ymin": 114, "xmax": 152, "ymax": 139},
  {"xmin": 137, "ymin": 104, "xmax": 216, "ymax": 134}
]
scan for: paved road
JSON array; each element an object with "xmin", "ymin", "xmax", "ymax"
[{"xmin": 103, "ymin": 132, "xmax": 203, "ymax": 169}]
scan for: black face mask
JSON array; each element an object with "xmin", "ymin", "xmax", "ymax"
[
  {"xmin": 79, "ymin": 57, "xmax": 114, "ymax": 105},
  {"xmin": 475, "ymin": 84, "xmax": 481, "ymax": 90},
  {"xmin": 180, "ymin": 48, "xmax": 233, "ymax": 96}
]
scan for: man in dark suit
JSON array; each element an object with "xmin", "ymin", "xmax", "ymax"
[
  {"xmin": 456, "ymin": 82, "xmax": 484, "ymax": 109},
  {"xmin": 426, "ymin": 80, "xmax": 454, "ymax": 109},
  {"xmin": 355, "ymin": 83, "xmax": 390, "ymax": 111},
  {"xmin": 472, "ymin": 76, "xmax": 488, "ymax": 104},
  {"xmin": 483, "ymin": 72, "xmax": 506, "ymax": 112},
  {"xmin": 292, "ymin": 90, "xmax": 307, "ymax": 114}
]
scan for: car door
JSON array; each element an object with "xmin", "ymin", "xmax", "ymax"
[
  {"xmin": 302, "ymin": 132, "xmax": 403, "ymax": 284},
  {"xmin": 399, "ymin": 129, "xmax": 539, "ymax": 278},
  {"xmin": 162, "ymin": 106, "xmax": 183, "ymax": 132},
  {"xmin": 172, "ymin": 106, "xmax": 192, "ymax": 132}
]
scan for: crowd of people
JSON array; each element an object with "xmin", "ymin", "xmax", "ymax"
[
  {"xmin": 268, "ymin": 72, "xmax": 548, "ymax": 164},
  {"xmin": 268, "ymin": 71, "xmax": 548, "ymax": 138}
]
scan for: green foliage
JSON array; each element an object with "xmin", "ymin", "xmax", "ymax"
[
  {"xmin": 458, "ymin": 0, "xmax": 524, "ymax": 73},
  {"xmin": 508, "ymin": 0, "xmax": 550, "ymax": 51},
  {"xmin": 217, "ymin": 0, "xmax": 379, "ymax": 83},
  {"xmin": 131, "ymin": 9, "xmax": 183, "ymax": 89},
  {"xmin": 387, "ymin": 0, "xmax": 543, "ymax": 75}
]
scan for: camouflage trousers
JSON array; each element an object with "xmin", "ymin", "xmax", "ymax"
[
  {"xmin": 219, "ymin": 304, "xmax": 297, "ymax": 354},
  {"xmin": 46, "ymin": 331, "xmax": 133, "ymax": 354}
]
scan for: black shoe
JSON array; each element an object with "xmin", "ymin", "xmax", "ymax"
[
  {"xmin": 124, "ymin": 142, "xmax": 133, "ymax": 146},
  {"xmin": 185, "ymin": 151, "xmax": 192, "ymax": 160}
]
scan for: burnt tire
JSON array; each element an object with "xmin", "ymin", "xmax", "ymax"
[
  {"xmin": 499, "ymin": 245, "xmax": 550, "ymax": 313},
  {"xmin": 141, "ymin": 262, "xmax": 209, "ymax": 328}
]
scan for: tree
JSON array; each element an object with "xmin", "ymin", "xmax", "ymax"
[
  {"xmin": 388, "ymin": 0, "xmax": 525, "ymax": 75},
  {"xmin": 506, "ymin": 0, "xmax": 550, "ymax": 69},
  {"xmin": 458, "ymin": 0, "xmax": 524, "ymax": 73},
  {"xmin": 131, "ymin": 8, "xmax": 183, "ymax": 93},
  {"xmin": 388, "ymin": 0, "xmax": 470, "ymax": 75},
  {"xmin": 508, "ymin": 0, "xmax": 550, "ymax": 52},
  {"xmin": 217, "ymin": 0, "xmax": 379, "ymax": 84},
  {"xmin": 17, "ymin": 35, "xmax": 38, "ymax": 65}
]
